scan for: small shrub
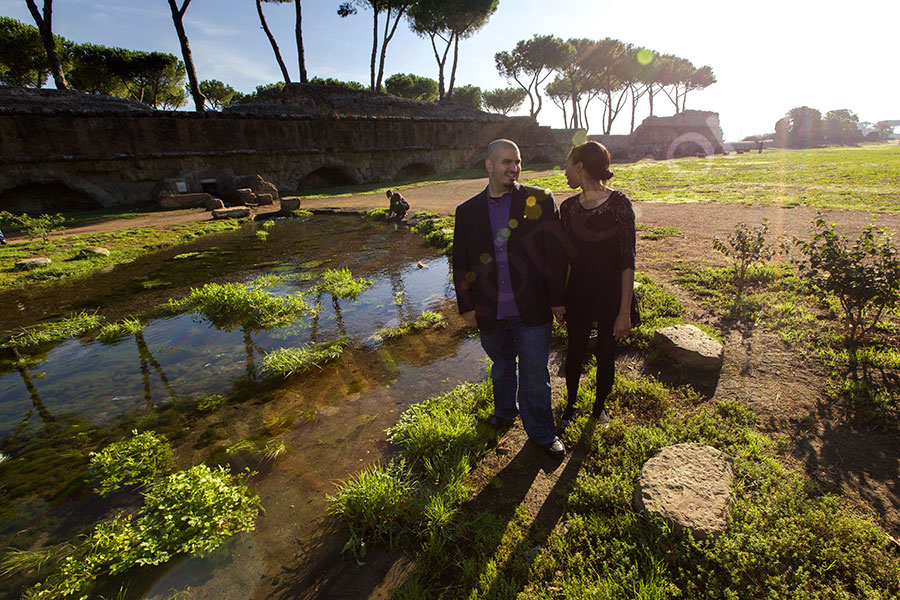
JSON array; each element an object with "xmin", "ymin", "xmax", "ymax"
[
  {"xmin": 255, "ymin": 230, "xmax": 269, "ymax": 242},
  {"xmin": 0, "ymin": 210, "xmax": 66, "ymax": 243},
  {"xmin": 792, "ymin": 213, "xmax": 900, "ymax": 349},
  {"xmin": 290, "ymin": 209, "xmax": 314, "ymax": 218},
  {"xmin": 713, "ymin": 219, "xmax": 775, "ymax": 301},
  {"xmin": 89, "ymin": 430, "xmax": 176, "ymax": 496}
]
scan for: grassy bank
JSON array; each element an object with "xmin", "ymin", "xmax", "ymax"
[
  {"xmin": 0, "ymin": 219, "xmax": 245, "ymax": 291},
  {"xmin": 330, "ymin": 372, "xmax": 900, "ymax": 599},
  {"xmin": 523, "ymin": 143, "xmax": 900, "ymax": 212}
]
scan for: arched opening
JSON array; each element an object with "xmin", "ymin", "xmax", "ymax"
[
  {"xmin": 394, "ymin": 163, "xmax": 435, "ymax": 179},
  {"xmin": 0, "ymin": 183, "xmax": 103, "ymax": 214},
  {"xmin": 296, "ymin": 167, "xmax": 358, "ymax": 189}
]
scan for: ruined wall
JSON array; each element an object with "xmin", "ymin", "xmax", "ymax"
[
  {"xmin": 627, "ymin": 110, "xmax": 725, "ymax": 159},
  {"xmin": 0, "ymin": 87, "xmax": 560, "ymax": 209}
]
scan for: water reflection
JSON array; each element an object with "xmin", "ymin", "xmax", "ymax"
[{"xmin": 0, "ymin": 216, "xmax": 483, "ymax": 600}]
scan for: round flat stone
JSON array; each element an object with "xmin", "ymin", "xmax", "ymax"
[{"xmin": 633, "ymin": 443, "xmax": 734, "ymax": 539}]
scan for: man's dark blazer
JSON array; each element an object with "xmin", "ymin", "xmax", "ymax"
[{"xmin": 452, "ymin": 182, "xmax": 567, "ymax": 332}]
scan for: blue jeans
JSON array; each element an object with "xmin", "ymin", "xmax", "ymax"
[{"xmin": 480, "ymin": 317, "xmax": 556, "ymax": 445}]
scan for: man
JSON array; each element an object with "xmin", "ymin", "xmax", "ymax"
[
  {"xmin": 386, "ymin": 189, "xmax": 409, "ymax": 222},
  {"xmin": 452, "ymin": 139, "xmax": 568, "ymax": 457}
]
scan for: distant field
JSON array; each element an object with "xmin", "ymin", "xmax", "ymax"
[{"xmin": 523, "ymin": 142, "xmax": 900, "ymax": 212}]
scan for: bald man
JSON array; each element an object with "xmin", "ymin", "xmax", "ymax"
[{"xmin": 452, "ymin": 139, "xmax": 568, "ymax": 457}]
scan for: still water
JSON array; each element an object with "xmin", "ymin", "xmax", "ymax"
[{"xmin": 0, "ymin": 216, "xmax": 485, "ymax": 599}]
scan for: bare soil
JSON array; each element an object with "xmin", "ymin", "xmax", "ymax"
[{"xmin": 17, "ymin": 177, "xmax": 900, "ymax": 596}]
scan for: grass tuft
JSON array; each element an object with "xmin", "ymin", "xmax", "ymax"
[{"xmin": 260, "ymin": 336, "xmax": 350, "ymax": 377}]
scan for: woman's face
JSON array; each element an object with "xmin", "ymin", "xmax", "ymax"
[{"xmin": 564, "ymin": 157, "xmax": 582, "ymax": 189}]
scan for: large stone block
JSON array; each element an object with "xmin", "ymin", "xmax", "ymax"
[
  {"xmin": 634, "ymin": 443, "xmax": 734, "ymax": 539},
  {"xmin": 255, "ymin": 193, "xmax": 274, "ymax": 205},
  {"xmin": 280, "ymin": 197, "xmax": 301, "ymax": 212},
  {"xmin": 160, "ymin": 192, "xmax": 212, "ymax": 209},
  {"xmin": 234, "ymin": 188, "xmax": 256, "ymax": 204},
  {"xmin": 212, "ymin": 206, "xmax": 251, "ymax": 219},
  {"xmin": 654, "ymin": 324, "xmax": 724, "ymax": 370}
]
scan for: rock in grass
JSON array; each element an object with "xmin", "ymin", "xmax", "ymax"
[
  {"xmin": 212, "ymin": 206, "xmax": 251, "ymax": 219},
  {"xmin": 634, "ymin": 443, "xmax": 734, "ymax": 539},
  {"xmin": 80, "ymin": 247, "xmax": 110, "ymax": 257},
  {"xmin": 160, "ymin": 192, "xmax": 212, "ymax": 209},
  {"xmin": 255, "ymin": 193, "xmax": 274, "ymax": 206},
  {"xmin": 654, "ymin": 323, "xmax": 723, "ymax": 370},
  {"xmin": 15, "ymin": 257, "xmax": 51, "ymax": 269},
  {"xmin": 205, "ymin": 197, "xmax": 225, "ymax": 210}
]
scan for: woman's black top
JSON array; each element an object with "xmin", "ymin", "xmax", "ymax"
[{"xmin": 559, "ymin": 190, "xmax": 636, "ymax": 327}]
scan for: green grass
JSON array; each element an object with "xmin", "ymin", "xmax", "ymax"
[
  {"xmin": 166, "ymin": 281, "xmax": 312, "ymax": 331},
  {"xmin": 0, "ymin": 219, "xmax": 244, "ymax": 291},
  {"xmin": 2, "ymin": 311, "xmax": 104, "ymax": 349},
  {"xmin": 314, "ymin": 268, "xmax": 374, "ymax": 300},
  {"xmin": 337, "ymin": 374, "xmax": 900, "ymax": 599},
  {"xmin": 96, "ymin": 317, "xmax": 145, "ymax": 343},
  {"xmin": 636, "ymin": 223, "xmax": 681, "ymax": 240},
  {"xmin": 260, "ymin": 336, "xmax": 350, "ymax": 377},
  {"xmin": 88, "ymin": 431, "xmax": 175, "ymax": 496},
  {"xmin": 523, "ymin": 143, "xmax": 900, "ymax": 212},
  {"xmin": 368, "ymin": 311, "xmax": 448, "ymax": 344}
]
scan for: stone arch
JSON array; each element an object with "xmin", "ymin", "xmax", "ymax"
[
  {"xmin": 295, "ymin": 165, "xmax": 360, "ymax": 189},
  {"xmin": 666, "ymin": 133, "xmax": 716, "ymax": 160},
  {"xmin": 393, "ymin": 162, "xmax": 435, "ymax": 179},
  {"xmin": 0, "ymin": 169, "xmax": 116, "ymax": 213}
]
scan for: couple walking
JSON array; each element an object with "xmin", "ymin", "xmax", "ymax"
[{"xmin": 452, "ymin": 139, "xmax": 636, "ymax": 457}]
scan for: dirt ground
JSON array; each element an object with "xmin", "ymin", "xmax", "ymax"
[{"xmin": 11, "ymin": 176, "xmax": 900, "ymax": 594}]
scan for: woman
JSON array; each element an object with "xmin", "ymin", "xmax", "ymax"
[{"xmin": 557, "ymin": 141, "xmax": 636, "ymax": 428}]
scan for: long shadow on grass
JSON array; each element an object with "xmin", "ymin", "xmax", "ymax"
[{"xmin": 460, "ymin": 422, "xmax": 597, "ymax": 599}]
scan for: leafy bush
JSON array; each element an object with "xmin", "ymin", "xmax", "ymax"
[
  {"xmin": 0, "ymin": 210, "xmax": 65, "ymax": 243},
  {"xmin": 712, "ymin": 219, "xmax": 775, "ymax": 300},
  {"xmin": 28, "ymin": 465, "xmax": 259, "ymax": 599},
  {"xmin": 792, "ymin": 213, "xmax": 900, "ymax": 349},
  {"xmin": 89, "ymin": 430, "xmax": 175, "ymax": 496},
  {"xmin": 364, "ymin": 207, "xmax": 389, "ymax": 221}
]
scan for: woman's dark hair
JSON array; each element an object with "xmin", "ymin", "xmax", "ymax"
[{"xmin": 568, "ymin": 141, "xmax": 614, "ymax": 181}]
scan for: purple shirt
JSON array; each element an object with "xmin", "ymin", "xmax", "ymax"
[{"xmin": 487, "ymin": 188, "xmax": 520, "ymax": 319}]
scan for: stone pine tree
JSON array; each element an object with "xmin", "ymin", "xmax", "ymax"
[
  {"xmin": 23, "ymin": 0, "xmax": 68, "ymax": 89},
  {"xmin": 166, "ymin": 0, "xmax": 206, "ymax": 112},
  {"xmin": 256, "ymin": 0, "xmax": 292, "ymax": 84},
  {"xmin": 294, "ymin": 0, "xmax": 307, "ymax": 83},
  {"xmin": 338, "ymin": 0, "xmax": 413, "ymax": 92},
  {"xmin": 494, "ymin": 34, "xmax": 573, "ymax": 119},
  {"xmin": 408, "ymin": 0, "xmax": 498, "ymax": 100}
]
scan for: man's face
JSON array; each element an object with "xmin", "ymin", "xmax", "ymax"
[{"xmin": 486, "ymin": 146, "xmax": 521, "ymax": 191}]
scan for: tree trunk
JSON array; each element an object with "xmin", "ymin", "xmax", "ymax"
[
  {"xmin": 24, "ymin": 0, "xmax": 68, "ymax": 90},
  {"xmin": 295, "ymin": 0, "xmax": 307, "ymax": 83},
  {"xmin": 375, "ymin": 6, "xmax": 406, "ymax": 93},
  {"xmin": 167, "ymin": 0, "xmax": 205, "ymax": 112},
  {"xmin": 447, "ymin": 32, "xmax": 459, "ymax": 97},
  {"xmin": 648, "ymin": 84, "xmax": 654, "ymax": 116},
  {"xmin": 369, "ymin": 10, "xmax": 378, "ymax": 90},
  {"xmin": 429, "ymin": 32, "xmax": 451, "ymax": 101},
  {"xmin": 256, "ymin": 0, "xmax": 291, "ymax": 83}
]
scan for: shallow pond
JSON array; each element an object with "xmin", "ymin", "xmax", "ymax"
[{"xmin": 0, "ymin": 216, "xmax": 484, "ymax": 599}]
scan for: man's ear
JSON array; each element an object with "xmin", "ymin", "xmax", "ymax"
[{"xmin": 484, "ymin": 158, "xmax": 492, "ymax": 174}]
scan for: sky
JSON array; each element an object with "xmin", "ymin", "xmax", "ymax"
[{"xmin": 2, "ymin": 0, "xmax": 898, "ymax": 141}]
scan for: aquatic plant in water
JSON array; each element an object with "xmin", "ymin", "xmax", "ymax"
[
  {"xmin": 169, "ymin": 281, "xmax": 311, "ymax": 330},
  {"xmin": 2, "ymin": 312, "xmax": 103, "ymax": 349},
  {"xmin": 261, "ymin": 336, "xmax": 350, "ymax": 377},
  {"xmin": 27, "ymin": 465, "xmax": 259, "ymax": 599},
  {"xmin": 368, "ymin": 311, "xmax": 447, "ymax": 344},
  {"xmin": 89, "ymin": 430, "xmax": 176, "ymax": 496},
  {"xmin": 96, "ymin": 318, "xmax": 144, "ymax": 343},
  {"xmin": 314, "ymin": 268, "xmax": 374, "ymax": 300}
]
